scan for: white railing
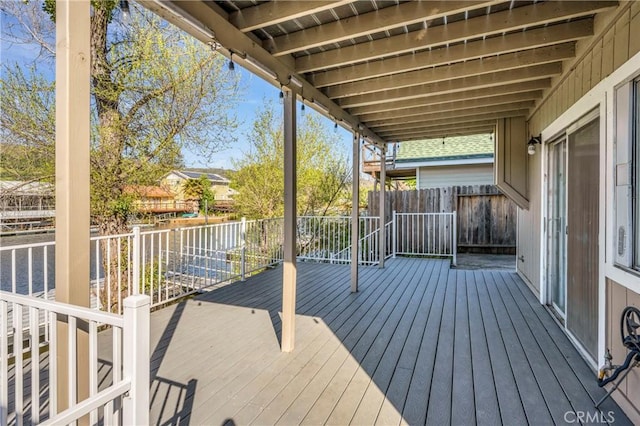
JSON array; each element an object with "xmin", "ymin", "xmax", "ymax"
[
  {"xmin": 393, "ymin": 211, "xmax": 457, "ymax": 265},
  {"xmin": 0, "ymin": 219, "xmax": 284, "ymax": 315},
  {"xmin": 0, "ymin": 213, "xmax": 458, "ymax": 316},
  {"xmin": 0, "ymin": 291, "xmax": 149, "ymax": 425},
  {"xmin": 297, "ymin": 216, "xmax": 379, "ymax": 264}
]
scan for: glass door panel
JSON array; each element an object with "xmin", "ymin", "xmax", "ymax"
[{"xmin": 547, "ymin": 139, "xmax": 567, "ymax": 317}]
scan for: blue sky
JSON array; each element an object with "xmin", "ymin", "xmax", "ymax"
[
  {"xmin": 184, "ymin": 66, "xmax": 353, "ymax": 169},
  {"xmin": 0, "ymin": 5, "xmax": 354, "ymax": 171}
]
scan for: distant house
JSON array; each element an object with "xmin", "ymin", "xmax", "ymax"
[
  {"xmin": 161, "ymin": 170, "xmax": 237, "ymax": 202},
  {"xmin": 123, "ymin": 185, "xmax": 194, "ymax": 213},
  {"xmin": 389, "ymin": 134, "xmax": 494, "ymax": 189}
]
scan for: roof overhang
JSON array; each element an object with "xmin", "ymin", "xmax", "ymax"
[{"xmin": 138, "ymin": 0, "xmax": 618, "ymax": 145}]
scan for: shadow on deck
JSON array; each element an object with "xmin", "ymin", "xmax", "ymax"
[{"xmin": 147, "ymin": 258, "xmax": 630, "ymax": 425}]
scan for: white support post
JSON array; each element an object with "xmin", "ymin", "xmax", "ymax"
[
  {"xmin": 281, "ymin": 88, "xmax": 297, "ymax": 353},
  {"xmin": 122, "ymin": 295, "xmax": 150, "ymax": 426},
  {"xmin": 392, "ymin": 210, "xmax": 397, "ymax": 258},
  {"xmin": 379, "ymin": 145, "xmax": 387, "ymax": 268},
  {"xmin": 132, "ymin": 226, "xmax": 141, "ymax": 295},
  {"xmin": 241, "ymin": 217, "xmax": 247, "ymax": 281},
  {"xmin": 55, "ymin": 0, "xmax": 91, "ymax": 412},
  {"xmin": 452, "ymin": 211, "xmax": 458, "ymax": 267},
  {"xmin": 351, "ymin": 132, "xmax": 360, "ymax": 293}
]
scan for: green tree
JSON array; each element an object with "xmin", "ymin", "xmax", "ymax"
[
  {"xmin": 1, "ymin": 1, "xmax": 239, "ymax": 310},
  {"xmin": 231, "ymin": 102, "xmax": 350, "ymax": 219},
  {"xmin": 181, "ymin": 175, "xmax": 214, "ymax": 214},
  {"xmin": 1, "ymin": 1, "xmax": 239, "ymax": 234}
]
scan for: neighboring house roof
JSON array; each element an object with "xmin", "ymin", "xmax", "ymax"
[
  {"xmin": 0, "ymin": 180, "xmax": 54, "ymax": 196},
  {"xmin": 124, "ymin": 185, "xmax": 173, "ymax": 198},
  {"xmin": 396, "ymin": 134, "xmax": 494, "ymax": 164},
  {"xmin": 166, "ymin": 170, "xmax": 230, "ymax": 184}
]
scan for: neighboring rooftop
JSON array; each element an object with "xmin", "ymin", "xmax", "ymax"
[
  {"xmin": 0, "ymin": 180, "xmax": 54, "ymax": 196},
  {"xmin": 168, "ymin": 170, "xmax": 230, "ymax": 183},
  {"xmin": 396, "ymin": 134, "xmax": 494, "ymax": 163}
]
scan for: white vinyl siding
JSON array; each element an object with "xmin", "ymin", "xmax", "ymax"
[{"xmin": 417, "ymin": 164, "xmax": 494, "ymax": 189}]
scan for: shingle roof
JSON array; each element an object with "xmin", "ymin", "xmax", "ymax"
[
  {"xmin": 172, "ymin": 170, "xmax": 229, "ymax": 183},
  {"xmin": 396, "ymin": 134, "xmax": 494, "ymax": 163}
]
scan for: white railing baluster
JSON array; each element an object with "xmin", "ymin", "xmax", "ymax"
[
  {"xmin": 15, "ymin": 303, "xmax": 24, "ymax": 426},
  {"xmin": 95, "ymin": 240, "xmax": 101, "ymax": 310},
  {"xmin": 0, "ymin": 300, "xmax": 8, "ymax": 426},
  {"xmin": 452, "ymin": 211, "xmax": 458, "ymax": 266},
  {"xmin": 117, "ymin": 237, "xmax": 123, "ymax": 305},
  {"xmin": 11, "ymin": 250, "xmax": 16, "ymax": 293},
  {"xmin": 68, "ymin": 315, "xmax": 77, "ymax": 409},
  {"xmin": 28, "ymin": 248, "xmax": 33, "ymax": 296},
  {"xmin": 49, "ymin": 311, "xmax": 57, "ymax": 417},
  {"xmin": 132, "ymin": 227, "xmax": 141, "ymax": 296},
  {"xmin": 89, "ymin": 320, "xmax": 98, "ymax": 425},
  {"xmin": 30, "ymin": 306, "xmax": 40, "ymax": 423}
]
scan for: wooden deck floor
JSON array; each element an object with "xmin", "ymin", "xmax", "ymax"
[{"xmin": 146, "ymin": 258, "xmax": 630, "ymax": 425}]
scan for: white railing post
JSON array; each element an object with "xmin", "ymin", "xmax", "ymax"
[
  {"xmin": 392, "ymin": 210, "xmax": 397, "ymax": 258},
  {"xmin": 122, "ymin": 294, "xmax": 150, "ymax": 426},
  {"xmin": 132, "ymin": 226, "xmax": 141, "ymax": 295},
  {"xmin": 241, "ymin": 217, "xmax": 247, "ymax": 281},
  {"xmin": 452, "ymin": 211, "xmax": 457, "ymax": 267}
]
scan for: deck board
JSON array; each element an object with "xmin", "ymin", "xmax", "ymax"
[{"xmin": 6, "ymin": 257, "xmax": 633, "ymax": 425}]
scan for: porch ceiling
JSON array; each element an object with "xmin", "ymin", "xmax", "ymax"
[{"xmin": 140, "ymin": 0, "xmax": 618, "ymax": 144}]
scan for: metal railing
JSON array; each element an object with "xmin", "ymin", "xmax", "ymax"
[
  {"xmin": 0, "ymin": 291, "xmax": 149, "ymax": 425},
  {"xmin": 393, "ymin": 211, "xmax": 457, "ymax": 265},
  {"xmin": 297, "ymin": 216, "xmax": 380, "ymax": 264},
  {"xmin": 0, "ymin": 212, "xmax": 457, "ymax": 316}
]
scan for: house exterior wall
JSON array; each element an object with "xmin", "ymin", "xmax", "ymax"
[
  {"xmin": 417, "ymin": 164, "xmax": 493, "ymax": 189},
  {"xmin": 522, "ymin": 2, "xmax": 640, "ymax": 417},
  {"xmin": 516, "ymin": 150, "xmax": 541, "ymax": 293}
]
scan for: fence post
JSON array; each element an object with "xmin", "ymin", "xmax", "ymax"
[
  {"xmin": 123, "ymin": 294, "xmax": 150, "ymax": 426},
  {"xmin": 132, "ymin": 226, "xmax": 141, "ymax": 295},
  {"xmin": 452, "ymin": 211, "xmax": 457, "ymax": 267},
  {"xmin": 392, "ymin": 210, "xmax": 397, "ymax": 258},
  {"xmin": 241, "ymin": 217, "xmax": 247, "ymax": 281}
]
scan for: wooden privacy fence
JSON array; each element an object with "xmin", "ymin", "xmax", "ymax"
[{"xmin": 368, "ymin": 185, "xmax": 516, "ymax": 254}]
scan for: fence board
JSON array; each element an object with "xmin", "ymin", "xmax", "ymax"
[{"xmin": 368, "ymin": 186, "xmax": 516, "ymax": 254}]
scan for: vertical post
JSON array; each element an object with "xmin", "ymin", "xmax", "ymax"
[
  {"xmin": 392, "ymin": 210, "xmax": 397, "ymax": 258},
  {"xmin": 351, "ymin": 132, "xmax": 360, "ymax": 293},
  {"xmin": 55, "ymin": 0, "xmax": 90, "ymax": 413},
  {"xmin": 241, "ymin": 217, "xmax": 247, "ymax": 281},
  {"xmin": 123, "ymin": 295, "xmax": 150, "ymax": 426},
  {"xmin": 281, "ymin": 88, "xmax": 297, "ymax": 353},
  {"xmin": 452, "ymin": 211, "xmax": 457, "ymax": 267},
  {"xmin": 379, "ymin": 145, "xmax": 387, "ymax": 267},
  {"xmin": 132, "ymin": 226, "xmax": 141, "ymax": 295}
]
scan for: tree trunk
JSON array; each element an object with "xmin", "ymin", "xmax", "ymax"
[{"xmin": 91, "ymin": 6, "xmax": 130, "ymax": 312}]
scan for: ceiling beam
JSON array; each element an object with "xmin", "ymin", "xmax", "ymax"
[
  {"xmin": 230, "ymin": 1, "xmax": 354, "ymax": 33},
  {"xmin": 358, "ymin": 91, "xmax": 541, "ymax": 122},
  {"xmin": 381, "ymin": 121, "xmax": 498, "ymax": 140},
  {"xmin": 326, "ymin": 43, "xmax": 575, "ymax": 99},
  {"xmin": 310, "ymin": 20, "xmax": 593, "ymax": 88},
  {"xmin": 138, "ymin": 0, "xmax": 386, "ymax": 147},
  {"xmin": 393, "ymin": 126, "xmax": 497, "ymax": 142},
  {"xmin": 266, "ymin": 1, "xmax": 501, "ymax": 56},
  {"xmin": 338, "ymin": 63, "xmax": 562, "ymax": 108},
  {"xmin": 348, "ymin": 80, "xmax": 551, "ymax": 116},
  {"xmin": 296, "ymin": 1, "xmax": 617, "ymax": 72},
  {"xmin": 375, "ymin": 110, "xmax": 530, "ymax": 135},
  {"xmin": 367, "ymin": 101, "xmax": 535, "ymax": 129}
]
